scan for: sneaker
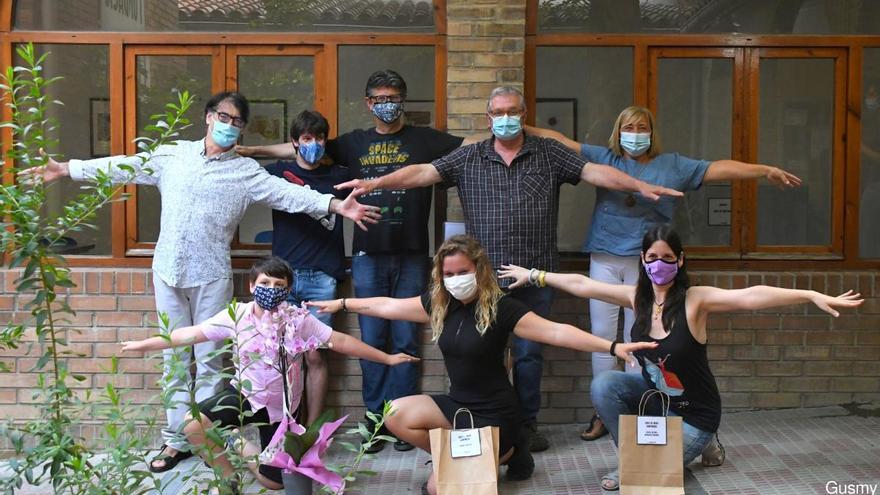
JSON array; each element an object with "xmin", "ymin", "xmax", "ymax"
[
  {"xmin": 393, "ymin": 439, "xmax": 415, "ymax": 452},
  {"xmin": 525, "ymin": 421, "xmax": 549, "ymax": 452}
]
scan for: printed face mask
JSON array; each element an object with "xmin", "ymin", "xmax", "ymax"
[
  {"xmin": 620, "ymin": 132, "xmax": 651, "ymax": 157},
  {"xmin": 212, "ymin": 119, "xmax": 241, "ymax": 148},
  {"xmin": 298, "ymin": 140, "xmax": 325, "ymax": 164},
  {"xmin": 443, "ymin": 273, "xmax": 478, "ymax": 301},
  {"xmin": 372, "ymin": 101, "xmax": 404, "ymax": 124},
  {"xmin": 491, "ymin": 114, "xmax": 523, "ymax": 140},
  {"xmin": 643, "ymin": 258, "xmax": 679, "ymax": 286},
  {"xmin": 253, "ymin": 285, "xmax": 289, "ymax": 311}
]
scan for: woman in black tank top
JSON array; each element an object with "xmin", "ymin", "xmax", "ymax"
[
  {"xmin": 499, "ymin": 224, "xmax": 862, "ymax": 492},
  {"xmin": 308, "ymin": 235, "xmax": 657, "ymax": 495}
]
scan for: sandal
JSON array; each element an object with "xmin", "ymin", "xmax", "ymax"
[
  {"xmin": 701, "ymin": 433, "xmax": 725, "ymax": 467},
  {"xmin": 148, "ymin": 444, "xmax": 193, "ymax": 473},
  {"xmin": 580, "ymin": 414, "xmax": 608, "ymax": 441},
  {"xmin": 601, "ymin": 469, "xmax": 619, "ymax": 491}
]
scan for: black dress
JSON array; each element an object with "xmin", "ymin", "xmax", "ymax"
[{"xmin": 420, "ymin": 293, "xmax": 531, "ymax": 454}]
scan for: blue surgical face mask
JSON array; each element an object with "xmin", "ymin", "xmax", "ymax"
[
  {"xmin": 212, "ymin": 119, "xmax": 241, "ymax": 148},
  {"xmin": 491, "ymin": 114, "xmax": 522, "ymax": 140},
  {"xmin": 297, "ymin": 140, "xmax": 325, "ymax": 164},
  {"xmin": 372, "ymin": 101, "xmax": 403, "ymax": 124},
  {"xmin": 253, "ymin": 285, "xmax": 289, "ymax": 311},
  {"xmin": 620, "ymin": 132, "xmax": 651, "ymax": 157}
]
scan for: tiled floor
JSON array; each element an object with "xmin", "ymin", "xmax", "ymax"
[{"xmin": 4, "ymin": 404, "xmax": 879, "ymax": 494}]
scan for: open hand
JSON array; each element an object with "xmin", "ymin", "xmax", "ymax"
[
  {"xmin": 16, "ymin": 149, "xmax": 69, "ymax": 185},
  {"xmin": 497, "ymin": 264, "xmax": 532, "ymax": 289},
  {"xmin": 305, "ymin": 299, "xmax": 343, "ymax": 314},
  {"xmin": 812, "ymin": 290, "xmax": 863, "ymax": 317},
  {"xmin": 615, "ymin": 341, "xmax": 658, "ymax": 367},
  {"xmin": 638, "ymin": 183, "xmax": 684, "ymax": 201},
  {"xmin": 766, "ymin": 167, "xmax": 803, "ymax": 188},
  {"xmin": 120, "ymin": 341, "xmax": 145, "ymax": 353},
  {"xmin": 335, "ymin": 178, "xmax": 378, "ymax": 197},
  {"xmin": 386, "ymin": 353, "xmax": 420, "ymax": 366},
  {"xmin": 336, "ymin": 190, "xmax": 382, "ymax": 231}
]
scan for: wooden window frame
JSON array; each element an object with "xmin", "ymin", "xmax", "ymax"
[
  {"xmin": 527, "ymin": 1, "xmax": 880, "ymax": 270},
  {"xmin": 0, "ymin": 0, "xmax": 449, "ymax": 269}
]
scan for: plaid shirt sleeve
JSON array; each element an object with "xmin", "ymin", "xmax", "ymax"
[
  {"xmin": 432, "ymin": 144, "xmax": 473, "ymax": 187},
  {"xmin": 544, "ymin": 138, "xmax": 587, "ymax": 185}
]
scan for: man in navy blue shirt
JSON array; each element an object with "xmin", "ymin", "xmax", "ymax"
[{"xmin": 265, "ymin": 110, "xmax": 351, "ymax": 424}]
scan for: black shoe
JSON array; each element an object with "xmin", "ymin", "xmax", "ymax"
[
  {"xmin": 394, "ymin": 439, "xmax": 415, "ymax": 451},
  {"xmin": 505, "ymin": 428, "xmax": 535, "ymax": 481},
  {"xmin": 148, "ymin": 444, "xmax": 193, "ymax": 473},
  {"xmin": 525, "ymin": 421, "xmax": 549, "ymax": 452},
  {"xmin": 361, "ymin": 413, "xmax": 387, "ymax": 454},
  {"xmin": 363, "ymin": 438, "xmax": 386, "ymax": 454}
]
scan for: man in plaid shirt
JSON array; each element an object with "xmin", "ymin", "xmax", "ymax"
[{"xmin": 336, "ymin": 86, "xmax": 682, "ymax": 455}]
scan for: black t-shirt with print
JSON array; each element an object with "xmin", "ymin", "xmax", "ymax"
[{"xmin": 327, "ymin": 125, "xmax": 463, "ymax": 254}]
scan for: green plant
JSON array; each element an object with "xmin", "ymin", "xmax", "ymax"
[
  {"xmin": 0, "ymin": 42, "xmax": 193, "ymax": 494},
  {"xmin": 324, "ymin": 401, "xmax": 396, "ymax": 494}
]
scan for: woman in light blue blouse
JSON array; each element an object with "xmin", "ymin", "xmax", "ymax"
[{"xmin": 528, "ymin": 106, "xmax": 801, "ymax": 450}]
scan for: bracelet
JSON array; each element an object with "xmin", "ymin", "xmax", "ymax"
[
  {"xmin": 538, "ymin": 270, "xmax": 547, "ymax": 288},
  {"xmin": 341, "ymin": 298, "xmax": 348, "ymax": 312},
  {"xmin": 609, "ymin": 340, "xmax": 620, "ymax": 357},
  {"xmin": 528, "ymin": 268, "xmax": 538, "ymax": 286}
]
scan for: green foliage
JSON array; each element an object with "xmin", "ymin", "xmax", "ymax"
[
  {"xmin": 323, "ymin": 401, "xmax": 396, "ymax": 495},
  {"xmin": 0, "ymin": 43, "xmax": 193, "ymax": 494},
  {"xmin": 283, "ymin": 408, "xmax": 338, "ymax": 464}
]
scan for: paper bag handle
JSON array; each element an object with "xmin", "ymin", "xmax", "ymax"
[
  {"xmin": 638, "ymin": 389, "xmax": 671, "ymax": 417},
  {"xmin": 452, "ymin": 408, "xmax": 476, "ymax": 430}
]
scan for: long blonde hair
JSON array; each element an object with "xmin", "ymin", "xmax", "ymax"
[
  {"xmin": 429, "ymin": 235, "xmax": 503, "ymax": 342},
  {"xmin": 608, "ymin": 106, "xmax": 662, "ymax": 159}
]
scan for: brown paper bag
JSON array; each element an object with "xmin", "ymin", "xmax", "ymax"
[
  {"xmin": 429, "ymin": 408, "xmax": 500, "ymax": 495},
  {"xmin": 619, "ymin": 390, "xmax": 685, "ymax": 495}
]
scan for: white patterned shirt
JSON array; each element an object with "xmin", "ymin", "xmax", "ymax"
[{"xmin": 69, "ymin": 139, "xmax": 334, "ymax": 288}]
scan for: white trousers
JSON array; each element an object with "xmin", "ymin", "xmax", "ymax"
[
  {"xmin": 588, "ymin": 252, "xmax": 641, "ymax": 381},
  {"xmin": 153, "ymin": 273, "xmax": 233, "ymax": 450}
]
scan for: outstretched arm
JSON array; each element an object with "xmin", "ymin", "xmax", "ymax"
[
  {"xmin": 334, "ymin": 164, "xmax": 441, "ymax": 196},
  {"xmin": 581, "ymin": 163, "xmax": 683, "ymax": 201},
  {"xmin": 498, "ymin": 264, "xmax": 635, "ymax": 309},
  {"xmin": 327, "ymin": 330, "xmax": 419, "ymax": 366},
  {"xmin": 513, "ymin": 312, "xmax": 657, "ymax": 367},
  {"xmin": 703, "ymin": 160, "xmax": 802, "ymax": 188},
  {"xmin": 524, "ymin": 125, "xmax": 581, "ymax": 152},
  {"xmin": 120, "ymin": 325, "xmax": 208, "ymax": 352},
  {"xmin": 690, "ymin": 285, "xmax": 863, "ymax": 317},
  {"xmin": 235, "ymin": 142, "xmax": 296, "ymax": 159},
  {"xmin": 307, "ymin": 296, "xmax": 430, "ymax": 324}
]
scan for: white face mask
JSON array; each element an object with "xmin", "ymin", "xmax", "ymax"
[{"xmin": 443, "ymin": 273, "xmax": 478, "ymax": 301}]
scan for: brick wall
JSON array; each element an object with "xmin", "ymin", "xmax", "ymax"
[{"xmin": 2, "ymin": 267, "xmax": 878, "ymax": 444}]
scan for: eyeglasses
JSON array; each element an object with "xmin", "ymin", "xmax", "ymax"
[
  {"xmin": 368, "ymin": 95, "xmax": 404, "ymax": 104},
  {"xmin": 214, "ymin": 111, "xmax": 245, "ymax": 129},
  {"xmin": 487, "ymin": 110, "xmax": 524, "ymax": 119}
]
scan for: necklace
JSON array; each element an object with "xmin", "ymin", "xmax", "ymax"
[{"xmin": 653, "ymin": 300, "xmax": 665, "ymax": 320}]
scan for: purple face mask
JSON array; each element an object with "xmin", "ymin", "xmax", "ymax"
[{"xmin": 643, "ymin": 258, "xmax": 679, "ymax": 285}]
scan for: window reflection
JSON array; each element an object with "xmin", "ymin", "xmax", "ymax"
[{"xmin": 860, "ymin": 49, "xmax": 880, "ymax": 258}]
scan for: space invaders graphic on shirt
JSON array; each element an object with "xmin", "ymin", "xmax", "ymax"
[
  {"xmin": 359, "ymin": 139, "xmax": 411, "ymax": 167},
  {"xmin": 644, "ymin": 354, "xmax": 684, "ymax": 396},
  {"xmin": 358, "ymin": 139, "xmax": 412, "ymax": 224}
]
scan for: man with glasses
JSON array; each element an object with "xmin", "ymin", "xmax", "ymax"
[
  {"xmin": 22, "ymin": 91, "xmax": 381, "ymax": 474},
  {"xmin": 335, "ymin": 86, "xmax": 683, "ymax": 464}
]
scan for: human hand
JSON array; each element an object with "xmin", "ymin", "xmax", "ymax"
[
  {"xmin": 334, "ymin": 190, "xmax": 381, "ymax": 231},
  {"xmin": 335, "ymin": 178, "xmax": 379, "ymax": 197},
  {"xmin": 638, "ymin": 182, "xmax": 683, "ymax": 201},
  {"xmin": 615, "ymin": 341, "xmax": 658, "ymax": 367},
  {"xmin": 765, "ymin": 167, "xmax": 802, "ymax": 188},
  {"xmin": 120, "ymin": 340, "xmax": 147, "ymax": 353},
  {"xmin": 811, "ymin": 289, "xmax": 863, "ymax": 317},
  {"xmin": 16, "ymin": 148, "xmax": 69, "ymax": 185},
  {"xmin": 234, "ymin": 145, "xmax": 256, "ymax": 157},
  {"xmin": 305, "ymin": 299, "xmax": 344, "ymax": 314},
  {"xmin": 386, "ymin": 353, "xmax": 420, "ymax": 366},
  {"xmin": 497, "ymin": 264, "xmax": 532, "ymax": 289}
]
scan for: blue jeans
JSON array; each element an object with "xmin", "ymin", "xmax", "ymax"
[
  {"xmin": 352, "ymin": 253, "xmax": 428, "ymax": 413},
  {"xmin": 288, "ymin": 269, "xmax": 337, "ymax": 326},
  {"xmin": 505, "ymin": 285, "xmax": 554, "ymax": 423},
  {"xmin": 590, "ymin": 371, "xmax": 714, "ymax": 465}
]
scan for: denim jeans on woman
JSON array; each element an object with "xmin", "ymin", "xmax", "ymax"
[
  {"xmin": 590, "ymin": 370, "xmax": 714, "ymax": 465},
  {"xmin": 352, "ymin": 253, "xmax": 427, "ymax": 413}
]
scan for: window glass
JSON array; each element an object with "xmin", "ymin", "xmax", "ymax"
[
  {"xmin": 134, "ymin": 55, "xmax": 212, "ymax": 243},
  {"xmin": 757, "ymin": 58, "xmax": 834, "ymax": 246},
  {"xmin": 538, "ymin": 0, "xmax": 880, "ymax": 34},
  {"xmin": 536, "ymin": 46, "xmax": 633, "ymax": 253},
  {"xmin": 860, "ymin": 48, "xmax": 880, "ymax": 258},
  {"xmin": 14, "ymin": 0, "xmax": 435, "ymax": 32},
  {"xmin": 657, "ymin": 57, "xmax": 733, "ymax": 246},
  {"xmin": 15, "ymin": 44, "xmax": 111, "ymax": 255}
]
